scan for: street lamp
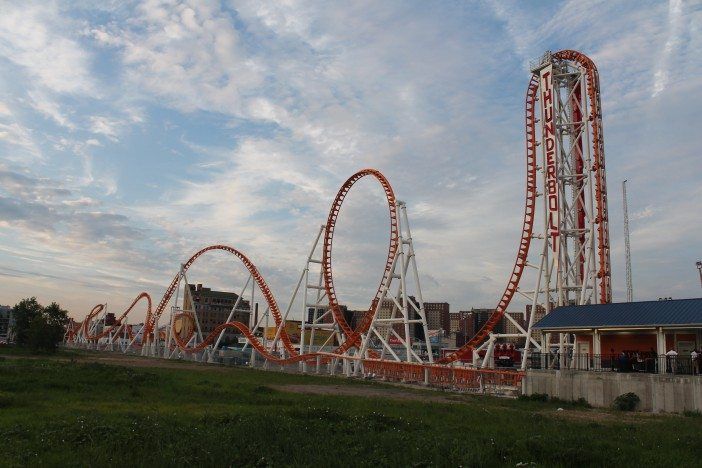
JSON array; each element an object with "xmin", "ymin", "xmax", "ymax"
[{"xmin": 697, "ymin": 261, "xmax": 702, "ymax": 289}]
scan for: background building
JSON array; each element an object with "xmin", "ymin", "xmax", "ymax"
[
  {"xmin": 0, "ymin": 305, "xmax": 12, "ymax": 341},
  {"xmin": 449, "ymin": 310, "xmax": 476, "ymax": 348},
  {"xmin": 501, "ymin": 311, "xmax": 526, "ymax": 344},
  {"xmin": 472, "ymin": 308, "xmax": 504, "ymax": 336},
  {"xmin": 308, "ymin": 305, "xmax": 342, "ymax": 324},
  {"xmin": 343, "ymin": 308, "xmax": 366, "ymax": 331},
  {"xmin": 183, "ymin": 283, "xmax": 251, "ymax": 345},
  {"xmin": 424, "ymin": 302, "xmax": 450, "ymax": 335},
  {"xmin": 526, "ymin": 304, "xmax": 546, "ymax": 342}
]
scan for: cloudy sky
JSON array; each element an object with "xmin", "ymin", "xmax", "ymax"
[{"xmin": 0, "ymin": 0, "xmax": 700, "ymax": 322}]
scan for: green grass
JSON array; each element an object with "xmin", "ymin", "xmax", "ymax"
[{"xmin": 1, "ymin": 351, "xmax": 701, "ymax": 467}]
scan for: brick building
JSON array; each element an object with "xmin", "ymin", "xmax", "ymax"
[
  {"xmin": 308, "ymin": 304, "xmax": 344, "ymax": 324},
  {"xmin": 0, "ymin": 305, "xmax": 12, "ymax": 341},
  {"xmin": 526, "ymin": 304, "xmax": 546, "ymax": 341},
  {"xmin": 501, "ymin": 311, "xmax": 527, "ymax": 343},
  {"xmin": 424, "ymin": 302, "xmax": 450, "ymax": 334},
  {"xmin": 183, "ymin": 283, "xmax": 251, "ymax": 344},
  {"xmin": 472, "ymin": 308, "xmax": 504, "ymax": 335},
  {"xmin": 450, "ymin": 310, "xmax": 475, "ymax": 347}
]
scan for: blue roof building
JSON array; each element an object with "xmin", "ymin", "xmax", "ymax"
[
  {"xmin": 532, "ymin": 298, "xmax": 702, "ymax": 370},
  {"xmin": 534, "ymin": 298, "xmax": 702, "ymax": 330}
]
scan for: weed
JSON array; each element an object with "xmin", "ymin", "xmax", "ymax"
[
  {"xmin": 613, "ymin": 392, "xmax": 640, "ymax": 411},
  {"xmin": 518, "ymin": 393, "xmax": 549, "ymax": 402},
  {"xmin": 0, "ymin": 391, "xmax": 14, "ymax": 408}
]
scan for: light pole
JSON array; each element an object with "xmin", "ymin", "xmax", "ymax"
[{"xmin": 697, "ymin": 261, "xmax": 702, "ymax": 289}]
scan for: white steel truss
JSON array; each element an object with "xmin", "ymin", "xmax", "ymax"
[
  {"xmin": 482, "ymin": 52, "xmax": 606, "ymax": 370},
  {"xmin": 356, "ymin": 201, "xmax": 434, "ymax": 369},
  {"xmin": 156, "ymin": 264, "xmax": 255, "ymax": 363}
]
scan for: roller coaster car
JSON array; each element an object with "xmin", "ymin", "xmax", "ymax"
[
  {"xmin": 440, "ymin": 348, "xmax": 472, "ymax": 363},
  {"xmin": 493, "ymin": 343, "xmax": 521, "ymax": 368}
]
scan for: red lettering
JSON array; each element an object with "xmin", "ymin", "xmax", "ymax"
[
  {"xmin": 541, "ymin": 66, "xmax": 559, "ymax": 249},
  {"xmin": 542, "ymin": 87, "xmax": 552, "ymax": 106},
  {"xmin": 545, "ymin": 137, "xmax": 555, "ymax": 152}
]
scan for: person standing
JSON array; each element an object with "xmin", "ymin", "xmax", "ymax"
[
  {"xmin": 692, "ymin": 349, "xmax": 699, "ymax": 376},
  {"xmin": 666, "ymin": 348, "xmax": 678, "ymax": 374}
]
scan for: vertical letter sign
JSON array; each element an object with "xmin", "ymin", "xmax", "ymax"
[{"xmin": 539, "ymin": 65, "xmax": 559, "ymax": 253}]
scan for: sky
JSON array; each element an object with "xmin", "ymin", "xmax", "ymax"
[{"xmin": 0, "ymin": 0, "xmax": 700, "ymax": 322}]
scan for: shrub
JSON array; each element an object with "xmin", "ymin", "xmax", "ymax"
[
  {"xmin": 518, "ymin": 393, "xmax": 549, "ymax": 402},
  {"xmin": 11, "ymin": 299, "xmax": 68, "ymax": 353},
  {"xmin": 683, "ymin": 410, "xmax": 701, "ymax": 418},
  {"xmin": 613, "ymin": 392, "xmax": 640, "ymax": 411},
  {"xmin": 573, "ymin": 397, "xmax": 592, "ymax": 409}
]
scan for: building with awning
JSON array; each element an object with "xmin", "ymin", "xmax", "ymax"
[{"xmin": 533, "ymin": 298, "xmax": 702, "ymax": 367}]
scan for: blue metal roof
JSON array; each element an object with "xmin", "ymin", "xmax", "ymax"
[{"xmin": 533, "ymin": 298, "xmax": 702, "ymax": 330}]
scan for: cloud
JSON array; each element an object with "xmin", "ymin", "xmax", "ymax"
[
  {"xmin": 0, "ymin": 167, "xmax": 135, "ymax": 240},
  {"xmin": 111, "ymin": 1, "xmax": 265, "ymax": 115},
  {"xmin": 89, "ymin": 116, "xmax": 123, "ymax": 141},
  {"xmin": 653, "ymin": 0, "xmax": 685, "ymax": 97},
  {"xmin": 0, "ymin": 167, "xmax": 167, "ymax": 317},
  {"xmin": 0, "ymin": 122, "xmax": 41, "ymax": 160},
  {"xmin": 0, "ymin": 1, "xmax": 700, "ymax": 319},
  {"xmin": 0, "ymin": 2, "xmax": 97, "ymax": 96},
  {"xmin": 27, "ymin": 91, "xmax": 76, "ymax": 129}
]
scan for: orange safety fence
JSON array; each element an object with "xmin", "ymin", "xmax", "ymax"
[{"xmin": 363, "ymin": 359, "xmax": 524, "ymax": 389}]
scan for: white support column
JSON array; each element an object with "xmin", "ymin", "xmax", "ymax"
[
  {"xmin": 481, "ymin": 335, "xmax": 496, "ymax": 369},
  {"xmin": 209, "ymin": 274, "xmax": 252, "ymax": 362},
  {"xmin": 541, "ymin": 332, "xmax": 550, "ymax": 369},
  {"xmin": 558, "ymin": 333, "xmax": 565, "ymax": 369},
  {"xmin": 656, "ymin": 327, "xmax": 666, "ymax": 374},
  {"xmin": 357, "ymin": 201, "xmax": 432, "ymax": 368},
  {"xmin": 593, "ymin": 328, "xmax": 601, "ymax": 369},
  {"xmin": 401, "ymin": 204, "xmax": 433, "ymax": 363}
]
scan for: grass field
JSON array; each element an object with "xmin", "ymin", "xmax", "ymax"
[{"xmin": 1, "ymin": 348, "xmax": 701, "ymax": 467}]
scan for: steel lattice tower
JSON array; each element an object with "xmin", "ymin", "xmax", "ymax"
[{"xmin": 622, "ymin": 180, "xmax": 633, "ymax": 302}]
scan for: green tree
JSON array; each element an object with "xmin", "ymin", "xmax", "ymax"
[
  {"xmin": 28, "ymin": 302, "xmax": 69, "ymax": 352},
  {"xmin": 11, "ymin": 298, "xmax": 69, "ymax": 352},
  {"xmin": 11, "ymin": 297, "xmax": 43, "ymax": 346}
]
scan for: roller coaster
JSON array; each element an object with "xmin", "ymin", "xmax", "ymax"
[{"xmin": 66, "ymin": 50, "xmax": 611, "ymax": 393}]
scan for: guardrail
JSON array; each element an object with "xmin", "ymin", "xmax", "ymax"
[
  {"xmin": 526, "ymin": 353, "xmax": 701, "ymax": 376},
  {"xmin": 362, "ymin": 359, "xmax": 524, "ymax": 390}
]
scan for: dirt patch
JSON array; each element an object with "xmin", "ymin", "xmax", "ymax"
[
  {"xmin": 1, "ymin": 352, "xmax": 229, "ymax": 373},
  {"xmin": 273, "ymin": 383, "xmax": 462, "ymax": 404},
  {"xmin": 542, "ymin": 407, "xmax": 670, "ymax": 423}
]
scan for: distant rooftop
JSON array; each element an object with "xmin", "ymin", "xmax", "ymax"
[{"xmin": 534, "ymin": 298, "xmax": 702, "ymax": 330}]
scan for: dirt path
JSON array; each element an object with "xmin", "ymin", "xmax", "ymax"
[
  {"xmin": 272, "ymin": 383, "xmax": 464, "ymax": 404},
  {"xmin": 2, "ymin": 351, "xmax": 229, "ymax": 372}
]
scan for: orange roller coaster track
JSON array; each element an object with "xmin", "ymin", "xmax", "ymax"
[
  {"xmin": 137, "ymin": 169, "xmax": 400, "ymax": 363},
  {"xmin": 81, "ymin": 293, "xmax": 151, "ymax": 341},
  {"xmin": 323, "ymin": 169, "xmax": 398, "ymax": 355},
  {"xmin": 439, "ymin": 49, "xmax": 611, "ymax": 364},
  {"xmin": 72, "ymin": 166, "xmax": 524, "ymax": 386},
  {"xmin": 71, "ymin": 48, "xmax": 613, "ymax": 386}
]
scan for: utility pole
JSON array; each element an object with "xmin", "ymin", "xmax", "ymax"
[{"xmin": 622, "ymin": 180, "xmax": 633, "ymax": 302}]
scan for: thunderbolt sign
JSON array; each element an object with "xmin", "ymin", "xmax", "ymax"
[{"xmin": 539, "ymin": 65, "xmax": 559, "ymax": 251}]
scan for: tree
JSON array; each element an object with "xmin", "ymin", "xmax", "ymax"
[
  {"xmin": 11, "ymin": 297, "xmax": 43, "ymax": 346},
  {"xmin": 29, "ymin": 302, "xmax": 69, "ymax": 352},
  {"xmin": 11, "ymin": 298, "xmax": 69, "ymax": 352}
]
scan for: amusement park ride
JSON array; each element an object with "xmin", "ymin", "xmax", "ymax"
[{"xmin": 66, "ymin": 50, "xmax": 612, "ymax": 391}]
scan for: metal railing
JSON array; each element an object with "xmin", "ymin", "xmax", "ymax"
[{"xmin": 526, "ymin": 352, "xmax": 701, "ymax": 376}]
